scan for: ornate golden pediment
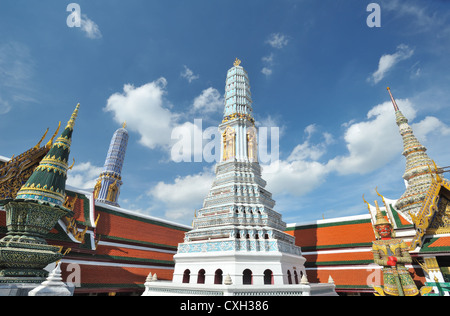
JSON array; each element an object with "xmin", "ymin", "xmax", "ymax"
[
  {"xmin": 0, "ymin": 146, "xmax": 49, "ymax": 200},
  {"xmin": 427, "ymin": 191, "xmax": 450, "ymax": 234},
  {"xmin": 409, "ymin": 172, "xmax": 450, "ymax": 250}
]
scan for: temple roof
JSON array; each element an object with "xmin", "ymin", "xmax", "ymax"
[
  {"xmin": 0, "ymin": 123, "xmax": 62, "ymax": 201},
  {"xmin": 15, "ymin": 104, "xmax": 79, "ymax": 207}
]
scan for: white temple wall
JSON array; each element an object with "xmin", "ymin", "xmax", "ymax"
[{"xmin": 173, "ymin": 251, "xmax": 306, "ymax": 286}]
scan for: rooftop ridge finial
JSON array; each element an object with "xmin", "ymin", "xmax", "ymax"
[
  {"xmin": 66, "ymin": 103, "xmax": 80, "ymax": 130},
  {"xmin": 387, "ymin": 87, "xmax": 400, "ymax": 112},
  {"xmin": 34, "ymin": 128, "xmax": 49, "ymax": 149},
  {"xmin": 233, "ymin": 58, "xmax": 241, "ymax": 67},
  {"xmin": 46, "ymin": 122, "xmax": 61, "ymax": 149}
]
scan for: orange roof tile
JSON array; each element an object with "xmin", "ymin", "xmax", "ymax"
[
  {"xmin": 95, "ymin": 209, "xmax": 186, "ymax": 248},
  {"xmin": 307, "ymin": 268, "xmax": 376, "ymax": 287},
  {"xmin": 304, "ymin": 250, "xmax": 373, "ymax": 265},
  {"xmin": 60, "ymin": 263, "xmax": 173, "ymax": 285},
  {"xmin": 289, "ymin": 222, "xmax": 374, "ymax": 249},
  {"xmin": 308, "ymin": 266, "xmax": 425, "ymax": 290},
  {"xmin": 71, "ymin": 196, "xmax": 88, "ymax": 224},
  {"xmin": 397, "ymin": 212, "xmax": 411, "ymax": 226},
  {"xmin": 425, "ymin": 236, "xmax": 450, "ymax": 248},
  {"xmin": 95, "ymin": 244, "xmax": 175, "ymax": 262}
]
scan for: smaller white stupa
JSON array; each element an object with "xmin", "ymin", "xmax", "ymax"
[{"xmin": 28, "ymin": 262, "xmax": 72, "ymax": 296}]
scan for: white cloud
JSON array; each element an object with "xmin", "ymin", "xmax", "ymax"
[
  {"xmin": 192, "ymin": 87, "xmax": 223, "ymax": 113},
  {"xmin": 0, "ymin": 97, "xmax": 11, "ymax": 115},
  {"xmin": 67, "ymin": 161, "xmax": 103, "ymax": 190},
  {"xmin": 287, "ymin": 124, "xmax": 330, "ymax": 162},
  {"xmin": 261, "ymin": 53, "xmax": 274, "ymax": 77},
  {"xmin": 262, "ymin": 54, "xmax": 274, "ymax": 64},
  {"xmin": 266, "ymin": 33, "xmax": 289, "ymax": 49},
  {"xmin": 148, "ymin": 169, "xmax": 215, "ymax": 221},
  {"xmin": 382, "ymin": 0, "xmax": 440, "ymax": 30},
  {"xmin": 256, "ymin": 114, "xmax": 280, "ymax": 128},
  {"xmin": 327, "ymin": 99, "xmax": 415, "ymax": 175},
  {"xmin": 263, "ymin": 159, "xmax": 329, "ymax": 197},
  {"xmin": 0, "ymin": 43, "xmax": 32, "ymax": 85},
  {"xmin": 368, "ymin": 44, "xmax": 414, "ymax": 84},
  {"xmin": 262, "ymin": 97, "xmax": 444, "ymax": 198},
  {"xmin": 261, "ymin": 67, "xmax": 273, "ymax": 77},
  {"xmin": 262, "ymin": 123, "xmax": 332, "ymax": 196},
  {"xmin": 181, "ymin": 65, "xmax": 199, "ymax": 83},
  {"xmin": 412, "ymin": 116, "xmax": 450, "ymax": 142},
  {"xmin": 323, "ymin": 132, "xmax": 334, "ymax": 145},
  {"xmin": 78, "ymin": 13, "xmax": 102, "ymax": 39},
  {"xmin": 318, "ymin": 97, "xmax": 449, "ymax": 178},
  {"xmin": 0, "ymin": 42, "xmax": 36, "ymax": 105},
  {"xmin": 104, "ymin": 78, "xmax": 178, "ymax": 150},
  {"xmin": 304, "ymin": 124, "xmax": 317, "ymax": 137},
  {"xmin": 261, "ymin": 33, "xmax": 289, "ymax": 76},
  {"xmin": 105, "ymin": 80, "xmax": 225, "ymax": 163},
  {"xmin": 288, "ymin": 141, "xmax": 325, "ymax": 162}
]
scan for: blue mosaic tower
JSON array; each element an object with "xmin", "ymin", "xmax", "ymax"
[{"xmin": 94, "ymin": 123, "xmax": 128, "ymax": 207}]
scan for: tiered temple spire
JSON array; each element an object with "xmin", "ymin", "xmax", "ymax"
[
  {"xmin": 172, "ymin": 59, "xmax": 306, "ymax": 286},
  {"xmin": 387, "ymin": 87, "xmax": 439, "ymax": 218},
  {"xmin": 15, "ymin": 104, "xmax": 80, "ymax": 207},
  {"xmin": 0, "ymin": 104, "xmax": 79, "ymax": 282},
  {"xmin": 221, "ymin": 58, "xmax": 256, "ymax": 162},
  {"xmin": 93, "ymin": 122, "xmax": 128, "ymax": 207}
]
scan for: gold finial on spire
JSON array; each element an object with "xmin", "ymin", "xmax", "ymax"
[
  {"xmin": 387, "ymin": 87, "xmax": 400, "ymax": 112},
  {"xmin": 66, "ymin": 103, "xmax": 80, "ymax": 130},
  {"xmin": 374, "ymin": 200, "xmax": 391, "ymax": 227},
  {"xmin": 122, "ymin": 121, "xmax": 127, "ymax": 129},
  {"xmin": 233, "ymin": 58, "xmax": 241, "ymax": 67}
]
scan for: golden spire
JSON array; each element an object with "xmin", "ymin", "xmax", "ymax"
[
  {"xmin": 233, "ymin": 58, "xmax": 242, "ymax": 67},
  {"xmin": 387, "ymin": 87, "xmax": 399, "ymax": 111},
  {"xmin": 122, "ymin": 121, "xmax": 127, "ymax": 129},
  {"xmin": 374, "ymin": 200, "xmax": 391, "ymax": 226},
  {"xmin": 66, "ymin": 103, "xmax": 80, "ymax": 130}
]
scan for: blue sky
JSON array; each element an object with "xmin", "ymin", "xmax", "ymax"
[{"xmin": 1, "ymin": 0, "xmax": 450, "ymax": 226}]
